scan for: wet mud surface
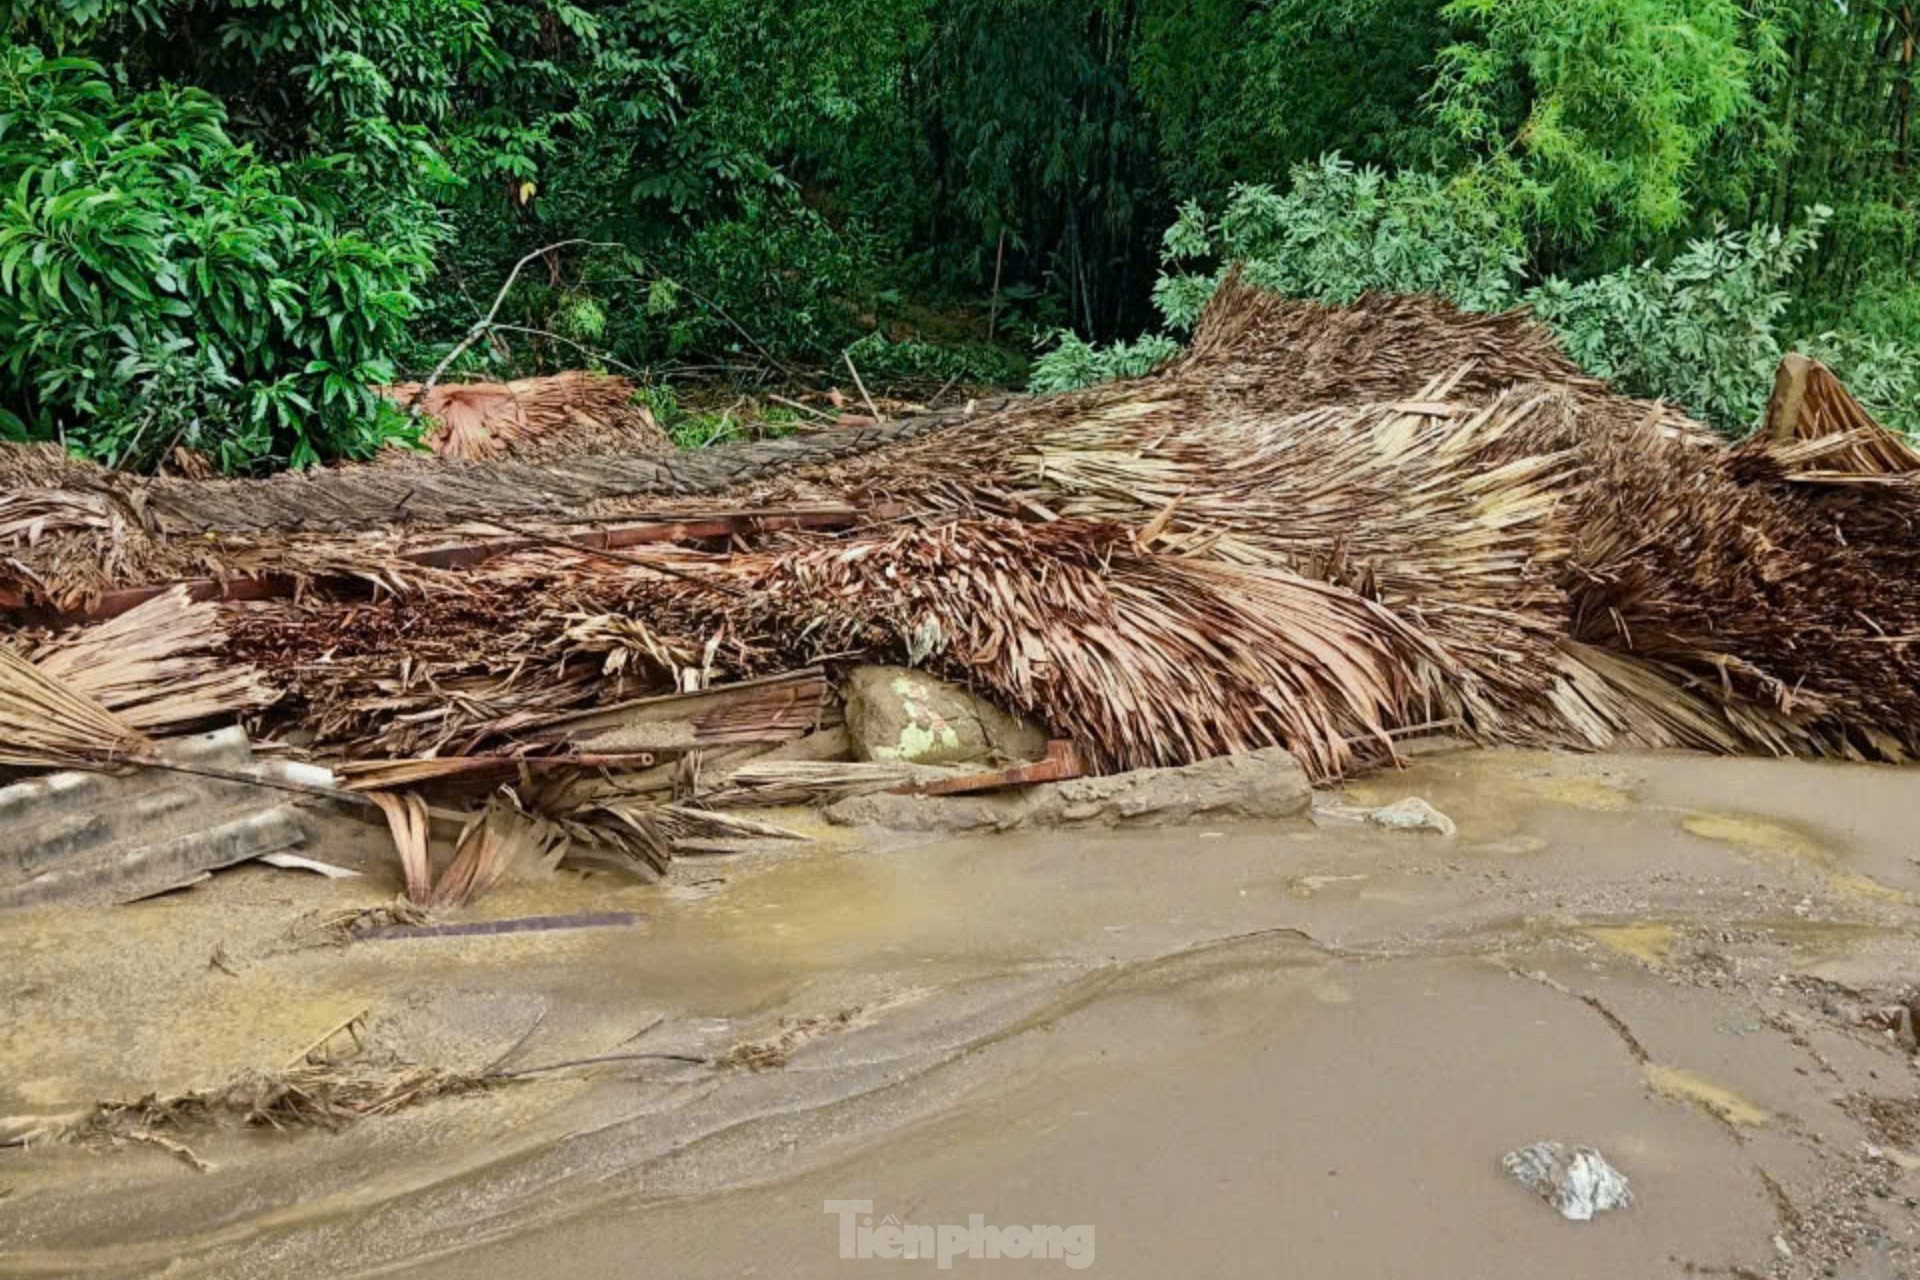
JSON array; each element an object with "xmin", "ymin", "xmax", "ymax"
[{"xmin": 2, "ymin": 750, "xmax": 1917, "ymax": 1278}]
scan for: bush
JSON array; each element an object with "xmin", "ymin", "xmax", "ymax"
[
  {"xmin": 1039, "ymin": 157, "xmax": 1920, "ymax": 440},
  {"xmin": 0, "ymin": 49, "xmax": 433, "ymax": 470},
  {"xmin": 843, "ymin": 331, "xmax": 1023, "ymax": 387},
  {"xmin": 1525, "ymin": 211, "xmax": 1829, "ymax": 431},
  {"xmin": 1152, "ymin": 158, "xmax": 1529, "ymax": 328},
  {"xmin": 1028, "ymin": 331, "xmax": 1180, "ymax": 394}
]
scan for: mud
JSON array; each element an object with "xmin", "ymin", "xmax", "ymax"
[{"xmin": 1, "ymin": 748, "xmax": 1917, "ymax": 1279}]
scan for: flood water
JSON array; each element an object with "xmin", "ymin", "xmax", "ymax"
[{"xmin": 3, "ymin": 749, "xmax": 1917, "ymax": 1278}]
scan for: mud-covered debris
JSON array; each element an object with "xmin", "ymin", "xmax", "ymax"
[
  {"xmin": 259, "ymin": 852, "xmax": 361, "ymax": 879},
  {"xmin": 1502, "ymin": 1142, "xmax": 1634, "ymax": 1221},
  {"xmin": 1365, "ymin": 796, "xmax": 1456, "ymax": 836},
  {"xmin": 824, "ymin": 746, "xmax": 1311, "ymax": 831}
]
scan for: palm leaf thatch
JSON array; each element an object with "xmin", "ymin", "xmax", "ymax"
[
  {"xmin": 25, "ymin": 586, "xmax": 277, "ymax": 734},
  {"xmin": 431, "ymin": 796, "xmax": 568, "ymax": 909},
  {"xmin": 0, "ymin": 644, "xmax": 152, "ymax": 769},
  {"xmin": 642, "ymin": 517, "xmax": 1446, "ymax": 776},
  {"xmin": 379, "ymin": 372, "xmax": 670, "ymax": 463},
  {"xmin": 9, "ymin": 280, "xmax": 1920, "ymax": 789},
  {"xmin": 1753, "ymin": 352, "xmax": 1920, "ymax": 483},
  {"xmin": 187, "ymin": 286, "xmax": 1920, "ymax": 774}
]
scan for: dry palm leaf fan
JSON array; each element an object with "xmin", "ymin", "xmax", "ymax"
[{"xmin": 0, "ymin": 643, "xmax": 153, "ymax": 769}]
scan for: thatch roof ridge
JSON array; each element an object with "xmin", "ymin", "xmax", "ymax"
[{"xmin": 0, "ymin": 401, "xmax": 1012, "ymax": 536}]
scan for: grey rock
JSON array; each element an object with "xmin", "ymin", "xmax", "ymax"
[
  {"xmin": 824, "ymin": 747, "xmax": 1311, "ymax": 831},
  {"xmin": 842, "ymin": 666, "xmax": 1050, "ymax": 767},
  {"xmin": 1365, "ymin": 796, "xmax": 1456, "ymax": 836},
  {"xmin": 1502, "ymin": 1142, "xmax": 1633, "ymax": 1221}
]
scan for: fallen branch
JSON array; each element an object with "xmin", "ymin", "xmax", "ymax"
[{"xmin": 412, "ymin": 239, "xmax": 618, "ymax": 416}]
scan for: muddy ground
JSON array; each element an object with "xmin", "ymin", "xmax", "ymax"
[{"xmin": 2, "ymin": 748, "xmax": 1918, "ymax": 1278}]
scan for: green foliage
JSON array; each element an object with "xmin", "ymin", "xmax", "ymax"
[
  {"xmin": 1029, "ymin": 331, "xmax": 1180, "ymax": 394},
  {"xmin": 1526, "ymin": 209, "xmax": 1828, "ymax": 430},
  {"xmin": 1431, "ymin": 0, "xmax": 1763, "ymax": 245},
  {"xmin": 844, "ymin": 332, "xmax": 1022, "ymax": 387},
  {"xmin": 0, "ymin": 48, "xmax": 428, "ymax": 469},
  {"xmin": 1152, "ymin": 158, "xmax": 1529, "ymax": 329},
  {"xmin": 1133, "ymin": 0, "xmax": 1448, "ymax": 196},
  {"xmin": 1042, "ymin": 160, "xmax": 1919, "ymax": 440},
  {"xmin": 2, "ymin": 0, "xmax": 1916, "ymax": 464},
  {"xmin": 663, "ymin": 409, "xmax": 746, "ymax": 449}
]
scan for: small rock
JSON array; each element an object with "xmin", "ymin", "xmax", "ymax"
[
  {"xmin": 1502, "ymin": 1142, "xmax": 1633, "ymax": 1221},
  {"xmin": 1365, "ymin": 796, "xmax": 1456, "ymax": 836}
]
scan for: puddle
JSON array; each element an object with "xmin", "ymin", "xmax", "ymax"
[
  {"xmin": 1825, "ymin": 871, "xmax": 1912, "ymax": 906},
  {"xmin": 1683, "ymin": 812, "xmax": 1834, "ymax": 867},
  {"xmin": 1582, "ymin": 923, "xmax": 1676, "ymax": 966},
  {"xmin": 1523, "ymin": 776, "xmax": 1635, "ymax": 811},
  {"xmin": 1645, "ymin": 1064, "xmax": 1770, "ymax": 1128},
  {"xmin": 1682, "ymin": 811, "xmax": 1910, "ymax": 903}
]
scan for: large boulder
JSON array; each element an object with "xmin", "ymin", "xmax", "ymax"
[
  {"xmin": 842, "ymin": 666, "xmax": 1049, "ymax": 767},
  {"xmin": 824, "ymin": 746, "xmax": 1311, "ymax": 832}
]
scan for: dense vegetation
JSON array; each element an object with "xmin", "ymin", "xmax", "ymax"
[{"xmin": 2, "ymin": 0, "xmax": 1916, "ymax": 468}]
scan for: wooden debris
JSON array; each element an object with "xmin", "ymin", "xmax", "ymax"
[
  {"xmin": 352, "ymin": 910, "xmax": 644, "ymax": 941},
  {"xmin": 909, "ymin": 739, "xmax": 1087, "ymax": 795}
]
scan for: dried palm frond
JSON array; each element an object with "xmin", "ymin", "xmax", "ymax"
[
  {"xmin": 0, "ymin": 487, "xmax": 120, "ymax": 546},
  {"xmin": 11, "ymin": 287, "xmax": 1920, "ymax": 777},
  {"xmin": 431, "ymin": 796, "xmax": 567, "ymax": 909},
  {"xmin": 637, "ymin": 517, "xmax": 1447, "ymax": 776},
  {"xmin": 54, "ymin": 1064, "xmax": 492, "ymax": 1142},
  {"xmin": 1754, "ymin": 352, "xmax": 1920, "ymax": 482},
  {"xmin": 380, "ymin": 371, "xmax": 669, "ymax": 463},
  {"xmin": 0, "ymin": 645, "xmax": 152, "ymax": 768},
  {"xmin": 27, "ymin": 585, "xmax": 276, "ymax": 734},
  {"xmin": 367, "ymin": 790, "xmax": 433, "ymax": 906},
  {"xmin": 333, "ymin": 752, "xmax": 661, "ymax": 791}
]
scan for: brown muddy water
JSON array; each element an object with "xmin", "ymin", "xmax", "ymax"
[{"xmin": 2, "ymin": 749, "xmax": 1918, "ymax": 1278}]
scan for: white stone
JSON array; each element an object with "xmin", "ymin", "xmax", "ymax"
[
  {"xmin": 1502, "ymin": 1141, "xmax": 1633, "ymax": 1221},
  {"xmin": 1365, "ymin": 796, "xmax": 1456, "ymax": 836}
]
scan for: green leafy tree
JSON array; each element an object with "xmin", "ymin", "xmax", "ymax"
[
  {"xmin": 0, "ymin": 49, "xmax": 427, "ymax": 469},
  {"xmin": 1430, "ymin": 0, "xmax": 1764, "ymax": 249}
]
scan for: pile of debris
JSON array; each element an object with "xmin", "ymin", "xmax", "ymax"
[
  {"xmin": 378, "ymin": 371, "xmax": 670, "ymax": 463},
  {"xmin": 4, "ymin": 279, "xmax": 1919, "ymax": 904}
]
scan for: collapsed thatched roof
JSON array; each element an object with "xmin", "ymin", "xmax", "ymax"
[{"xmin": 6, "ymin": 280, "xmax": 1919, "ymax": 779}]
